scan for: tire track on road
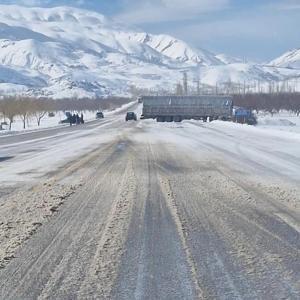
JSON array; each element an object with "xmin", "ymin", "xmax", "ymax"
[
  {"xmin": 112, "ymin": 142, "xmax": 199, "ymax": 300},
  {"xmin": 0, "ymin": 139, "xmax": 132, "ymax": 299},
  {"xmin": 154, "ymin": 141, "xmax": 300, "ymax": 299}
]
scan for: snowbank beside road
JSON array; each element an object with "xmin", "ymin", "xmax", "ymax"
[
  {"xmin": 259, "ymin": 118, "xmax": 296, "ymax": 127},
  {"xmin": 257, "ymin": 112, "xmax": 300, "ymax": 134}
]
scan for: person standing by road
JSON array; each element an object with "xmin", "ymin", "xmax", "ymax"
[
  {"xmin": 80, "ymin": 113, "xmax": 84, "ymax": 124},
  {"xmin": 76, "ymin": 114, "xmax": 80, "ymax": 125}
]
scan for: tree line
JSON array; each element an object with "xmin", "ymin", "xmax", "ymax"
[
  {"xmin": 0, "ymin": 96, "xmax": 131, "ymax": 130},
  {"xmin": 233, "ymin": 93, "xmax": 300, "ymax": 115}
]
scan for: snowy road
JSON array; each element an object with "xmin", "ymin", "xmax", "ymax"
[{"xmin": 0, "ymin": 106, "xmax": 299, "ymax": 299}]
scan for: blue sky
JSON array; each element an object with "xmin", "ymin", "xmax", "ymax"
[{"xmin": 1, "ymin": 0, "xmax": 299, "ymax": 62}]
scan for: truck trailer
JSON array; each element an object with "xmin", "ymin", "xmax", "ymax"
[{"xmin": 141, "ymin": 95, "xmax": 233, "ymax": 122}]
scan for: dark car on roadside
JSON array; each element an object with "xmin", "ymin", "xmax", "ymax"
[
  {"xmin": 59, "ymin": 118, "xmax": 70, "ymax": 124},
  {"xmin": 96, "ymin": 112, "xmax": 104, "ymax": 119},
  {"xmin": 59, "ymin": 112, "xmax": 72, "ymax": 124},
  {"xmin": 126, "ymin": 112, "xmax": 137, "ymax": 121}
]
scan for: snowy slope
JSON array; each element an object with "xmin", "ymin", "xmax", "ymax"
[
  {"xmin": 199, "ymin": 63, "xmax": 280, "ymax": 85},
  {"xmin": 269, "ymin": 48, "xmax": 300, "ymax": 69},
  {"xmin": 215, "ymin": 53, "xmax": 243, "ymax": 64},
  {"xmin": 0, "ymin": 5, "xmax": 299, "ymax": 98}
]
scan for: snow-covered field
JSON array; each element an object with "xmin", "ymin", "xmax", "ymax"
[
  {"xmin": 0, "ymin": 111, "xmax": 96, "ymax": 133},
  {"xmin": 0, "ymin": 101, "xmax": 136, "ymax": 135}
]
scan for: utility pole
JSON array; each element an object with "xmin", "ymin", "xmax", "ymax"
[
  {"xmin": 197, "ymin": 80, "xmax": 200, "ymax": 95},
  {"xmin": 176, "ymin": 82, "xmax": 184, "ymax": 96},
  {"xmin": 183, "ymin": 72, "xmax": 188, "ymax": 96},
  {"xmin": 193, "ymin": 76, "xmax": 200, "ymax": 95}
]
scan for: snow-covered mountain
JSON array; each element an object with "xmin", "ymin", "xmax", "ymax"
[
  {"xmin": 269, "ymin": 49, "xmax": 300, "ymax": 69},
  {"xmin": 0, "ymin": 5, "xmax": 299, "ymax": 98}
]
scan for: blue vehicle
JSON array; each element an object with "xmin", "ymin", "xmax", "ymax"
[{"xmin": 233, "ymin": 107, "xmax": 257, "ymax": 125}]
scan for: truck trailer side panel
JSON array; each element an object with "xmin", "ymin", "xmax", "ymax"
[{"xmin": 141, "ymin": 96, "xmax": 233, "ymax": 121}]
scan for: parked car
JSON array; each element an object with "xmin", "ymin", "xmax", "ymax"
[
  {"xmin": 126, "ymin": 112, "xmax": 137, "ymax": 121},
  {"xmin": 59, "ymin": 118, "xmax": 70, "ymax": 124},
  {"xmin": 0, "ymin": 122, "xmax": 8, "ymax": 130},
  {"xmin": 96, "ymin": 112, "xmax": 104, "ymax": 119},
  {"xmin": 59, "ymin": 111, "xmax": 72, "ymax": 124}
]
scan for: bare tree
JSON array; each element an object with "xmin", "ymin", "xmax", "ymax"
[
  {"xmin": 32, "ymin": 99, "xmax": 51, "ymax": 126},
  {"xmin": 233, "ymin": 93, "xmax": 300, "ymax": 115},
  {"xmin": 16, "ymin": 97, "xmax": 34, "ymax": 129},
  {"xmin": 0, "ymin": 97, "xmax": 19, "ymax": 130}
]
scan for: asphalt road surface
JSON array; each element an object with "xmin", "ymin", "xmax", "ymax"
[{"xmin": 0, "ymin": 105, "xmax": 299, "ymax": 300}]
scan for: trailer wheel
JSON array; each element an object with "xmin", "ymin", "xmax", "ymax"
[
  {"xmin": 165, "ymin": 116, "xmax": 173, "ymax": 122},
  {"xmin": 157, "ymin": 116, "xmax": 165, "ymax": 122},
  {"xmin": 174, "ymin": 116, "xmax": 182, "ymax": 123}
]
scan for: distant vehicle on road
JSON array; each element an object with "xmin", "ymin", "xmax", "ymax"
[
  {"xmin": 126, "ymin": 112, "xmax": 137, "ymax": 121},
  {"xmin": 137, "ymin": 96, "xmax": 143, "ymax": 103},
  {"xmin": 96, "ymin": 112, "xmax": 104, "ymax": 119},
  {"xmin": 140, "ymin": 95, "xmax": 233, "ymax": 122}
]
